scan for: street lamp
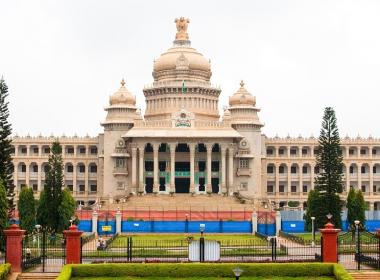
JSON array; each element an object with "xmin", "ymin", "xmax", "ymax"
[
  {"xmin": 354, "ymin": 220, "xmax": 360, "ymax": 270},
  {"xmin": 199, "ymin": 224, "xmax": 205, "ymax": 262},
  {"xmin": 232, "ymin": 267, "xmax": 243, "ymax": 280},
  {"xmin": 311, "ymin": 216, "xmax": 316, "ymax": 247},
  {"xmin": 35, "ymin": 224, "xmax": 41, "ymax": 252},
  {"xmin": 326, "ymin": 213, "xmax": 332, "ymax": 223},
  {"xmin": 199, "ymin": 224, "xmax": 205, "ymax": 237}
]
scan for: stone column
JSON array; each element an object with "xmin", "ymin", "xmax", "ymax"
[
  {"xmin": 25, "ymin": 164, "xmax": 30, "ymax": 187},
  {"xmin": 73, "ymin": 162, "xmax": 77, "ymax": 195},
  {"xmin": 115, "ymin": 210, "xmax": 122, "ymax": 234},
  {"xmin": 320, "ymin": 221, "xmax": 341, "ymax": 263},
  {"xmin": 189, "ymin": 143, "xmax": 195, "ymax": 192},
  {"xmin": 139, "ymin": 147, "xmax": 145, "ymax": 193},
  {"xmin": 206, "ymin": 144, "xmax": 212, "ymax": 193},
  {"xmin": 37, "ymin": 163, "xmax": 42, "ymax": 192},
  {"xmin": 228, "ymin": 146, "xmax": 234, "ymax": 194},
  {"xmin": 358, "ymin": 164, "xmax": 362, "ymax": 192},
  {"xmin": 220, "ymin": 145, "xmax": 227, "ymax": 193},
  {"xmin": 251, "ymin": 212, "xmax": 258, "ymax": 234},
  {"xmin": 169, "ymin": 143, "xmax": 176, "ymax": 193},
  {"xmin": 275, "ymin": 163, "xmax": 280, "ymax": 196},
  {"xmin": 4, "ymin": 224, "xmax": 25, "ymax": 272},
  {"xmin": 275, "ymin": 211, "xmax": 281, "ymax": 235},
  {"xmin": 287, "ymin": 164, "xmax": 291, "ymax": 197},
  {"xmin": 131, "ymin": 146, "xmax": 137, "ymax": 193},
  {"xmin": 346, "ymin": 164, "xmax": 350, "ymax": 191},
  {"xmin": 64, "ymin": 225, "xmax": 83, "ymax": 264},
  {"xmin": 153, "ymin": 144, "xmax": 159, "ymax": 193},
  {"xmin": 92, "ymin": 211, "xmax": 98, "ymax": 234},
  {"xmin": 84, "ymin": 162, "xmax": 89, "ymax": 196},
  {"xmin": 369, "ymin": 163, "xmax": 374, "ymax": 195},
  {"xmin": 310, "ymin": 164, "xmax": 315, "ymax": 190}
]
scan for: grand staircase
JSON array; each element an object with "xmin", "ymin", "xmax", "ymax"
[{"xmin": 104, "ymin": 193, "xmax": 254, "ymax": 211}]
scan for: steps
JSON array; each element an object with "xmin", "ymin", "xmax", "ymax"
[
  {"xmin": 17, "ymin": 273, "xmax": 58, "ymax": 280},
  {"xmin": 105, "ymin": 194, "xmax": 253, "ymax": 211},
  {"xmin": 350, "ymin": 272, "xmax": 380, "ymax": 280}
]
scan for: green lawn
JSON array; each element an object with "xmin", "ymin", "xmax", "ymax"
[
  {"xmin": 71, "ymin": 277, "xmax": 335, "ymax": 280},
  {"xmin": 294, "ymin": 233, "xmax": 321, "ymax": 243}
]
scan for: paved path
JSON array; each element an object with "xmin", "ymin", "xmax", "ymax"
[{"xmin": 350, "ymin": 271, "xmax": 380, "ymax": 280}]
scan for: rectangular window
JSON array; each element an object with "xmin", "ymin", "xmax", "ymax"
[
  {"xmin": 290, "ymin": 149, "xmax": 297, "ymax": 155},
  {"xmin": 32, "ymin": 165, "xmax": 38, "ymax": 172},
  {"xmin": 350, "ymin": 166, "xmax": 354, "ymax": 174},
  {"xmin": 78, "ymin": 185, "xmax": 85, "ymax": 192},
  {"xmin": 198, "ymin": 161, "xmax": 206, "ymax": 172},
  {"xmin": 349, "ymin": 149, "xmax": 354, "ymax": 155},
  {"xmin": 314, "ymin": 148, "xmax": 319, "ymax": 155},
  {"xmin": 361, "ymin": 166, "xmax": 366, "ymax": 173},
  {"xmin": 90, "ymin": 165, "xmax": 97, "ymax": 173},
  {"xmin": 32, "ymin": 184, "xmax": 38, "ymax": 191},
  {"xmin": 239, "ymin": 159, "xmax": 249, "ymax": 169},
  {"xmin": 291, "ymin": 166, "xmax": 297, "ymax": 174},
  {"xmin": 302, "ymin": 185, "xmax": 308, "ymax": 193},
  {"xmin": 211, "ymin": 161, "xmax": 219, "ymax": 172},
  {"xmin": 302, "ymin": 149, "xmax": 308, "ymax": 155},
  {"xmin": 67, "ymin": 165, "xmax": 73, "ymax": 173},
  {"xmin": 279, "ymin": 185, "xmax": 285, "ymax": 193},
  {"xmin": 360, "ymin": 149, "xmax": 366, "ymax": 155},
  {"xmin": 79, "ymin": 147, "xmax": 86, "ymax": 154},
  {"xmin": 90, "ymin": 185, "xmax": 97, "ymax": 192},
  {"xmin": 373, "ymin": 149, "xmax": 377, "ymax": 155},
  {"xmin": 21, "ymin": 147, "xmax": 27, "ymax": 154},
  {"xmin": 302, "ymin": 166, "xmax": 308, "ymax": 174},
  {"xmin": 44, "ymin": 147, "xmax": 50, "ymax": 154},
  {"xmin": 361, "ymin": 185, "xmax": 366, "ymax": 192},
  {"xmin": 21, "ymin": 165, "xmax": 26, "ymax": 172},
  {"xmin": 267, "ymin": 185, "xmax": 274, "ymax": 193},
  {"xmin": 90, "ymin": 147, "xmax": 98, "ymax": 154},
  {"xmin": 33, "ymin": 147, "xmax": 39, "ymax": 154},
  {"xmin": 267, "ymin": 166, "xmax": 274, "ymax": 173},
  {"xmin": 266, "ymin": 149, "xmax": 273, "ymax": 155},
  {"xmin": 374, "ymin": 185, "xmax": 378, "ymax": 193},
  {"xmin": 374, "ymin": 166, "xmax": 377, "ymax": 174},
  {"xmin": 279, "ymin": 166, "xmax": 285, "ymax": 174},
  {"xmin": 67, "ymin": 147, "xmax": 74, "ymax": 154},
  {"xmin": 279, "ymin": 149, "xmax": 285, "ymax": 155},
  {"xmin": 291, "ymin": 185, "xmax": 297, "ymax": 193},
  {"xmin": 79, "ymin": 165, "xmax": 85, "ymax": 173},
  {"xmin": 314, "ymin": 166, "xmax": 320, "ymax": 174},
  {"xmin": 116, "ymin": 158, "xmax": 126, "ymax": 168}
]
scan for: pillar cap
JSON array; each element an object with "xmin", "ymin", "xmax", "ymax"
[
  {"xmin": 64, "ymin": 224, "xmax": 83, "ymax": 237},
  {"xmin": 4, "ymin": 224, "xmax": 25, "ymax": 236},
  {"xmin": 319, "ymin": 222, "xmax": 341, "ymax": 233}
]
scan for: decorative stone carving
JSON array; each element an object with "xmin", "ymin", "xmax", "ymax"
[
  {"xmin": 176, "ymin": 53, "xmax": 190, "ymax": 70},
  {"xmin": 172, "ymin": 108, "xmax": 194, "ymax": 128},
  {"xmin": 175, "ymin": 17, "xmax": 190, "ymax": 40},
  {"xmin": 239, "ymin": 138, "xmax": 250, "ymax": 150}
]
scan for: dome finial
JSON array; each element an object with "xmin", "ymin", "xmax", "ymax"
[
  {"xmin": 240, "ymin": 80, "xmax": 245, "ymax": 88},
  {"xmin": 174, "ymin": 17, "xmax": 190, "ymax": 41},
  {"xmin": 121, "ymin": 78, "xmax": 126, "ymax": 87}
]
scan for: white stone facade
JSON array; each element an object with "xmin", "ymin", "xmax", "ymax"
[{"xmin": 9, "ymin": 19, "xmax": 380, "ymax": 210}]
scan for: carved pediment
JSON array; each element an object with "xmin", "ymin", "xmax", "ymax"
[{"xmin": 172, "ymin": 108, "xmax": 194, "ymax": 128}]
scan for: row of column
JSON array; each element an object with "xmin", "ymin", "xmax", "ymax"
[{"xmin": 130, "ymin": 143, "xmax": 234, "ymax": 194}]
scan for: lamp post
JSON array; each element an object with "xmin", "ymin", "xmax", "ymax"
[
  {"xmin": 199, "ymin": 224, "xmax": 205, "ymax": 262},
  {"xmin": 311, "ymin": 216, "xmax": 315, "ymax": 247},
  {"xmin": 35, "ymin": 224, "xmax": 41, "ymax": 252},
  {"xmin": 232, "ymin": 267, "xmax": 243, "ymax": 280},
  {"xmin": 354, "ymin": 220, "xmax": 360, "ymax": 270}
]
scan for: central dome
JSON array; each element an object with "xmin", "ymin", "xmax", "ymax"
[{"xmin": 152, "ymin": 17, "xmax": 212, "ymax": 82}]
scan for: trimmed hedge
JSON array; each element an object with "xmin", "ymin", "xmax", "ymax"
[
  {"xmin": 0, "ymin": 264, "xmax": 11, "ymax": 280},
  {"xmin": 56, "ymin": 263, "xmax": 353, "ymax": 279}
]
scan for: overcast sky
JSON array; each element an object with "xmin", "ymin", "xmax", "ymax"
[{"xmin": 1, "ymin": 0, "xmax": 380, "ymax": 138}]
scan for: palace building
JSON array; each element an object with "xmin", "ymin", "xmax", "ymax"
[{"xmin": 10, "ymin": 18, "xmax": 380, "ymax": 211}]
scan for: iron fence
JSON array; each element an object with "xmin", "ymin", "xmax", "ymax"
[{"xmin": 81, "ymin": 234, "xmax": 321, "ymax": 264}]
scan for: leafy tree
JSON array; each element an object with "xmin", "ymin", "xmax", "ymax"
[
  {"xmin": 305, "ymin": 190, "xmax": 323, "ymax": 231},
  {"xmin": 0, "ymin": 77, "xmax": 14, "ymax": 218},
  {"xmin": 0, "ymin": 179, "xmax": 8, "ymax": 233},
  {"xmin": 37, "ymin": 141, "xmax": 64, "ymax": 232},
  {"xmin": 346, "ymin": 188, "xmax": 366, "ymax": 231},
  {"xmin": 307, "ymin": 107, "xmax": 344, "ymax": 229},
  {"xmin": 18, "ymin": 187, "xmax": 36, "ymax": 233},
  {"xmin": 57, "ymin": 188, "xmax": 76, "ymax": 232}
]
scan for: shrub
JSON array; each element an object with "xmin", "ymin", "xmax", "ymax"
[
  {"xmin": 333, "ymin": 264, "xmax": 354, "ymax": 280},
  {"xmin": 0, "ymin": 264, "xmax": 11, "ymax": 280},
  {"xmin": 56, "ymin": 264, "xmax": 72, "ymax": 280},
  {"xmin": 66, "ymin": 263, "xmax": 335, "ymax": 278}
]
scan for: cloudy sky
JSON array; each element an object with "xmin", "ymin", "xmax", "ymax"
[{"xmin": 1, "ymin": 0, "xmax": 380, "ymax": 138}]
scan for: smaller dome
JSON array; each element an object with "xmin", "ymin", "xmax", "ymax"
[
  {"xmin": 229, "ymin": 80, "xmax": 256, "ymax": 106},
  {"xmin": 109, "ymin": 79, "xmax": 136, "ymax": 106}
]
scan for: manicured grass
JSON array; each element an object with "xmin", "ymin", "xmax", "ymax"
[
  {"xmin": 71, "ymin": 277, "xmax": 335, "ymax": 280},
  {"xmin": 294, "ymin": 233, "xmax": 321, "ymax": 244}
]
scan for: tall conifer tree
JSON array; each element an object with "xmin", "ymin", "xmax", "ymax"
[
  {"xmin": 37, "ymin": 141, "xmax": 64, "ymax": 232},
  {"xmin": 305, "ymin": 107, "xmax": 344, "ymax": 229},
  {"xmin": 18, "ymin": 187, "xmax": 36, "ymax": 233},
  {"xmin": 0, "ymin": 77, "xmax": 14, "ymax": 219}
]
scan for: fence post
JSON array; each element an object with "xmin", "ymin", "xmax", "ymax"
[
  {"xmin": 252, "ymin": 212, "xmax": 257, "ymax": 234},
  {"xmin": 92, "ymin": 211, "xmax": 98, "ymax": 235},
  {"xmin": 275, "ymin": 211, "xmax": 281, "ymax": 236},
  {"xmin": 3, "ymin": 224, "xmax": 25, "ymax": 272},
  {"xmin": 320, "ymin": 221, "xmax": 341, "ymax": 263},
  {"xmin": 64, "ymin": 225, "xmax": 83, "ymax": 264},
  {"xmin": 115, "ymin": 210, "xmax": 122, "ymax": 234}
]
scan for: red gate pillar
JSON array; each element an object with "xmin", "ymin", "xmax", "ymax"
[
  {"xmin": 3, "ymin": 224, "xmax": 25, "ymax": 272},
  {"xmin": 320, "ymin": 221, "xmax": 341, "ymax": 263},
  {"xmin": 64, "ymin": 225, "xmax": 83, "ymax": 264}
]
